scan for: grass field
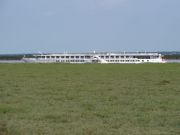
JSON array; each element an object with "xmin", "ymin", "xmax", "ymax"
[{"xmin": 0, "ymin": 64, "xmax": 179, "ymax": 135}]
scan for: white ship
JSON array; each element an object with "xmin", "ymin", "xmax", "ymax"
[{"xmin": 22, "ymin": 52, "xmax": 165, "ymax": 64}]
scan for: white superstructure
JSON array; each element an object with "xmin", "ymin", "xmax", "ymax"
[{"xmin": 22, "ymin": 52, "xmax": 165, "ymax": 64}]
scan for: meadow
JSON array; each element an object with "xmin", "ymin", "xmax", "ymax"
[{"xmin": 0, "ymin": 64, "xmax": 179, "ymax": 135}]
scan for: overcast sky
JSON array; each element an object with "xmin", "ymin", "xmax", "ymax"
[{"xmin": 0, "ymin": 0, "xmax": 180, "ymax": 53}]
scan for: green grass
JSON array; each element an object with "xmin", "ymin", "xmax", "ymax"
[{"xmin": 0, "ymin": 64, "xmax": 180, "ymax": 135}]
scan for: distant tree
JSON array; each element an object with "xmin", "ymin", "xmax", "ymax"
[{"xmin": 163, "ymin": 55, "xmax": 180, "ymax": 59}]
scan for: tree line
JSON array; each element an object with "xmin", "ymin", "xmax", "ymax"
[
  {"xmin": 0, "ymin": 54, "xmax": 33, "ymax": 60},
  {"xmin": 0, "ymin": 54, "xmax": 180, "ymax": 60}
]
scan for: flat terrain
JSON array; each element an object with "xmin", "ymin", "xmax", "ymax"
[{"xmin": 0, "ymin": 64, "xmax": 179, "ymax": 135}]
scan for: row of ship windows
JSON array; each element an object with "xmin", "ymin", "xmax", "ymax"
[
  {"xmin": 38, "ymin": 55, "xmax": 152, "ymax": 59},
  {"xmin": 55, "ymin": 60, "xmax": 143, "ymax": 62},
  {"xmin": 39, "ymin": 56, "xmax": 90, "ymax": 59},
  {"xmin": 107, "ymin": 60, "xmax": 142, "ymax": 62},
  {"xmin": 57, "ymin": 60, "xmax": 85, "ymax": 62}
]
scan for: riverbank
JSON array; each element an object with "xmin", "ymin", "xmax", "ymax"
[{"xmin": 0, "ymin": 64, "xmax": 179, "ymax": 135}]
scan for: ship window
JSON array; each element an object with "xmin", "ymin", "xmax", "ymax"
[
  {"xmin": 71, "ymin": 56, "xmax": 74, "ymax": 58},
  {"xmin": 110, "ymin": 56, "xmax": 114, "ymax": 58},
  {"xmin": 121, "ymin": 56, "xmax": 124, "ymax": 58},
  {"xmin": 134, "ymin": 56, "xmax": 150, "ymax": 59},
  {"xmin": 106, "ymin": 56, "xmax": 109, "ymax": 59},
  {"xmin": 85, "ymin": 56, "xmax": 90, "ymax": 59},
  {"xmin": 56, "ymin": 56, "xmax": 60, "ymax": 58},
  {"xmin": 66, "ymin": 56, "xmax": 69, "ymax": 59},
  {"xmin": 116, "ymin": 56, "xmax": 119, "ymax": 58},
  {"xmin": 126, "ymin": 56, "xmax": 129, "ymax": 58},
  {"xmin": 101, "ymin": 56, "xmax": 104, "ymax": 58},
  {"xmin": 42, "ymin": 56, "xmax": 45, "ymax": 58},
  {"xmin": 152, "ymin": 56, "xmax": 158, "ymax": 58},
  {"xmin": 47, "ymin": 56, "xmax": 50, "ymax": 58},
  {"xmin": 61, "ymin": 56, "xmax": 64, "ymax": 58},
  {"xmin": 76, "ymin": 56, "xmax": 79, "ymax": 58},
  {"xmin": 51, "ymin": 56, "xmax": 55, "ymax": 58},
  {"xmin": 81, "ymin": 56, "xmax": 84, "ymax": 58}
]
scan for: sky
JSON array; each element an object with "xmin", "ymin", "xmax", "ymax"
[{"xmin": 0, "ymin": 0, "xmax": 180, "ymax": 54}]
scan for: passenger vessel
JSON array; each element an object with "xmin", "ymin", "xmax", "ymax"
[{"xmin": 22, "ymin": 52, "xmax": 165, "ymax": 64}]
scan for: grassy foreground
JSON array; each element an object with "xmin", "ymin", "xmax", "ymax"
[{"xmin": 0, "ymin": 64, "xmax": 179, "ymax": 135}]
